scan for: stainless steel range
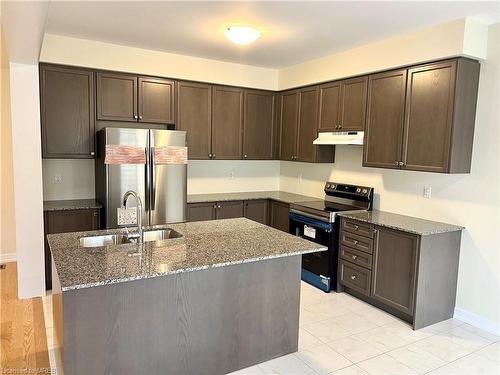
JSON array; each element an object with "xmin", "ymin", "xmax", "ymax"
[{"xmin": 289, "ymin": 182, "xmax": 374, "ymax": 292}]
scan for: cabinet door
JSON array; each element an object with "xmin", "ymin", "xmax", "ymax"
[
  {"xmin": 363, "ymin": 70, "xmax": 407, "ymax": 169},
  {"xmin": 212, "ymin": 86, "xmax": 243, "ymax": 160},
  {"xmin": 269, "ymin": 200, "xmax": 290, "ymax": 233},
  {"xmin": 96, "ymin": 72, "xmax": 138, "ymax": 122},
  {"xmin": 177, "ymin": 81, "xmax": 212, "ymax": 159},
  {"xmin": 187, "ymin": 202, "xmax": 216, "ymax": 222},
  {"xmin": 243, "ymin": 90, "xmax": 275, "ymax": 159},
  {"xmin": 138, "ymin": 77, "xmax": 175, "ymax": 124},
  {"xmin": 216, "ymin": 201, "xmax": 244, "ymax": 219},
  {"xmin": 244, "ymin": 200, "xmax": 269, "ymax": 225},
  {"xmin": 371, "ymin": 227, "xmax": 418, "ymax": 315},
  {"xmin": 297, "ymin": 86, "xmax": 320, "ymax": 163},
  {"xmin": 44, "ymin": 209, "xmax": 100, "ymax": 289},
  {"xmin": 279, "ymin": 91, "xmax": 299, "ymax": 161},
  {"xmin": 403, "ymin": 61, "xmax": 456, "ymax": 172},
  {"xmin": 340, "ymin": 76, "xmax": 368, "ymax": 131},
  {"xmin": 40, "ymin": 65, "xmax": 95, "ymax": 158},
  {"xmin": 318, "ymin": 81, "xmax": 341, "ymax": 132}
]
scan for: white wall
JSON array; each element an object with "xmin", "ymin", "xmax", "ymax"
[
  {"xmin": 40, "ymin": 34, "xmax": 278, "ymax": 90},
  {"xmin": 188, "ymin": 160, "xmax": 280, "ymax": 194},
  {"xmin": 278, "ymin": 18, "xmax": 488, "ymax": 90},
  {"xmin": 9, "ymin": 63, "xmax": 45, "ymax": 298},
  {"xmin": 280, "ymin": 23, "xmax": 500, "ymax": 333}
]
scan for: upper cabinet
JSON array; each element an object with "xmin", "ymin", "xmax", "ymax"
[
  {"xmin": 177, "ymin": 81, "xmax": 212, "ymax": 160},
  {"xmin": 297, "ymin": 86, "xmax": 320, "ymax": 162},
  {"xmin": 279, "ymin": 90, "xmax": 299, "ymax": 161},
  {"xmin": 243, "ymin": 90, "xmax": 276, "ymax": 160},
  {"xmin": 96, "ymin": 72, "xmax": 174, "ymax": 124},
  {"xmin": 318, "ymin": 76, "xmax": 368, "ymax": 132},
  {"xmin": 211, "ymin": 86, "xmax": 243, "ymax": 160},
  {"xmin": 40, "ymin": 64, "xmax": 95, "ymax": 158},
  {"xmin": 363, "ymin": 58, "xmax": 480, "ymax": 173}
]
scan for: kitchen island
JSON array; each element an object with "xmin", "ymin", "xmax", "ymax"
[{"xmin": 48, "ymin": 218, "xmax": 326, "ymax": 375}]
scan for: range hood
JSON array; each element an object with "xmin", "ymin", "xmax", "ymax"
[{"xmin": 313, "ymin": 131, "xmax": 364, "ymax": 145}]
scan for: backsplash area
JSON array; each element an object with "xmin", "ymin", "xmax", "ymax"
[{"xmin": 42, "ymin": 159, "xmax": 95, "ymax": 200}]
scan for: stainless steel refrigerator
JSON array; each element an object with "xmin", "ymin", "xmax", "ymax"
[{"xmin": 95, "ymin": 128, "xmax": 187, "ymax": 228}]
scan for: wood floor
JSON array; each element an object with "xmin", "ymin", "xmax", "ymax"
[{"xmin": 0, "ymin": 262, "xmax": 51, "ymax": 372}]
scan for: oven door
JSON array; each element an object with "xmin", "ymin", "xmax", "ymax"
[{"xmin": 289, "ymin": 212, "xmax": 334, "ymax": 291}]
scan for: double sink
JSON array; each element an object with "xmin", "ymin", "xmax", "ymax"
[{"xmin": 79, "ymin": 228, "xmax": 182, "ymax": 248}]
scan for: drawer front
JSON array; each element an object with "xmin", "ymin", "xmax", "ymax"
[
  {"xmin": 340, "ymin": 260, "xmax": 371, "ymax": 296},
  {"xmin": 342, "ymin": 218, "xmax": 374, "ymax": 238},
  {"xmin": 340, "ymin": 245, "xmax": 373, "ymax": 269},
  {"xmin": 340, "ymin": 231, "xmax": 374, "ymax": 254}
]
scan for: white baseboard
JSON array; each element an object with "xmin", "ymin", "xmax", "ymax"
[
  {"xmin": 454, "ymin": 307, "xmax": 500, "ymax": 336},
  {"xmin": 0, "ymin": 252, "xmax": 17, "ymax": 264}
]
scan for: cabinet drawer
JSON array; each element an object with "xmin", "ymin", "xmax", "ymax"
[
  {"xmin": 340, "ymin": 231, "xmax": 373, "ymax": 254},
  {"xmin": 342, "ymin": 218, "xmax": 374, "ymax": 238},
  {"xmin": 340, "ymin": 260, "xmax": 371, "ymax": 296},
  {"xmin": 340, "ymin": 245, "xmax": 373, "ymax": 269}
]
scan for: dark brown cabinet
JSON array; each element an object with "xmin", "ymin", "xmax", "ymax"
[
  {"xmin": 243, "ymin": 90, "xmax": 276, "ymax": 159},
  {"xmin": 244, "ymin": 200, "xmax": 269, "ymax": 225},
  {"xmin": 371, "ymin": 227, "xmax": 418, "ymax": 315},
  {"xmin": 212, "ymin": 86, "xmax": 243, "ymax": 160},
  {"xmin": 269, "ymin": 200, "xmax": 290, "ymax": 232},
  {"xmin": 187, "ymin": 202, "xmax": 216, "ymax": 221},
  {"xmin": 279, "ymin": 90, "xmax": 299, "ymax": 161},
  {"xmin": 40, "ymin": 64, "xmax": 95, "ymax": 158},
  {"xmin": 44, "ymin": 208, "xmax": 100, "ymax": 289},
  {"xmin": 318, "ymin": 77, "xmax": 367, "ymax": 132},
  {"xmin": 363, "ymin": 69, "xmax": 407, "ymax": 169},
  {"xmin": 364, "ymin": 58, "xmax": 479, "ymax": 173},
  {"xmin": 97, "ymin": 72, "xmax": 175, "ymax": 124},
  {"xmin": 216, "ymin": 201, "xmax": 244, "ymax": 219},
  {"xmin": 297, "ymin": 86, "xmax": 320, "ymax": 162},
  {"xmin": 177, "ymin": 81, "xmax": 212, "ymax": 160}
]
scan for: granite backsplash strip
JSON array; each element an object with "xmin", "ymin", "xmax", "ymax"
[
  {"xmin": 48, "ymin": 218, "xmax": 326, "ymax": 292},
  {"xmin": 43, "ymin": 199, "xmax": 102, "ymax": 211},
  {"xmin": 187, "ymin": 191, "xmax": 318, "ymax": 204},
  {"xmin": 338, "ymin": 210, "xmax": 464, "ymax": 235}
]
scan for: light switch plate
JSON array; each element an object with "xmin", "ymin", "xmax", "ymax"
[
  {"xmin": 117, "ymin": 207, "xmax": 137, "ymax": 226},
  {"xmin": 423, "ymin": 186, "xmax": 432, "ymax": 199}
]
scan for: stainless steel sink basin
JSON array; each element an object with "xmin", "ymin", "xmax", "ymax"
[
  {"xmin": 79, "ymin": 229, "xmax": 182, "ymax": 247},
  {"xmin": 79, "ymin": 234, "xmax": 130, "ymax": 247},
  {"xmin": 143, "ymin": 229, "xmax": 183, "ymax": 241}
]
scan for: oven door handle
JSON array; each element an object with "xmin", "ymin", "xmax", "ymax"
[{"xmin": 289, "ymin": 212, "xmax": 333, "ymax": 232}]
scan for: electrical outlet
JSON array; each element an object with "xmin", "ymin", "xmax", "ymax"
[
  {"xmin": 229, "ymin": 171, "xmax": 235, "ymax": 178},
  {"xmin": 423, "ymin": 186, "xmax": 432, "ymax": 199},
  {"xmin": 53, "ymin": 174, "xmax": 62, "ymax": 184},
  {"xmin": 117, "ymin": 207, "xmax": 137, "ymax": 226}
]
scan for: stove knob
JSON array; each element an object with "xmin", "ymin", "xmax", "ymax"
[
  {"xmin": 326, "ymin": 183, "xmax": 331, "ymax": 189},
  {"xmin": 356, "ymin": 188, "xmax": 361, "ymax": 193},
  {"xmin": 332, "ymin": 184, "xmax": 337, "ymax": 189},
  {"xmin": 362, "ymin": 189, "xmax": 368, "ymax": 194}
]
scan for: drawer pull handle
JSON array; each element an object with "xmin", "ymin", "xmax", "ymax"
[
  {"xmin": 352, "ymin": 255, "xmax": 357, "ymax": 260},
  {"xmin": 354, "ymin": 225, "xmax": 359, "ymax": 230},
  {"xmin": 353, "ymin": 240, "xmax": 358, "ymax": 245},
  {"xmin": 350, "ymin": 275, "xmax": 357, "ymax": 280}
]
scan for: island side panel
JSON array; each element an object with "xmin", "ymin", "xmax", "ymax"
[
  {"xmin": 413, "ymin": 231, "xmax": 462, "ymax": 329},
  {"xmin": 62, "ymin": 255, "xmax": 301, "ymax": 375}
]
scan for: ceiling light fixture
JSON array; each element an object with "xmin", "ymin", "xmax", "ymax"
[{"xmin": 224, "ymin": 25, "xmax": 262, "ymax": 45}]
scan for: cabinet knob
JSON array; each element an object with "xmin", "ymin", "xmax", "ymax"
[
  {"xmin": 350, "ymin": 275, "xmax": 357, "ymax": 280},
  {"xmin": 134, "ymin": 115, "xmax": 138, "ymax": 119},
  {"xmin": 352, "ymin": 255, "xmax": 357, "ymax": 260},
  {"xmin": 353, "ymin": 240, "xmax": 358, "ymax": 245},
  {"xmin": 139, "ymin": 115, "xmax": 143, "ymax": 120},
  {"xmin": 209, "ymin": 153, "xmax": 212, "ymax": 158},
  {"xmin": 217, "ymin": 205, "xmax": 221, "ymax": 209},
  {"xmin": 354, "ymin": 225, "xmax": 359, "ymax": 230},
  {"xmin": 90, "ymin": 151, "xmax": 95, "ymax": 156},
  {"xmin": 244, "ymin": 155, "xmax": 248, "ymax": 159}
]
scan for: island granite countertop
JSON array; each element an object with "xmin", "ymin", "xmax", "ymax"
[
  {"xmin": 48, "ymin": 218, "xmax": 326, "ymax": 292},
  {"xmin": 43, "ymin": 199, "xmax": 102, "ymax": 211},
  {"xmin": 338, "ymin": 210, "xmax": 464, "ymax": 235},
  {"xmin": 187, "ymin": 191, "xmax": 318, "ymax": 204}
]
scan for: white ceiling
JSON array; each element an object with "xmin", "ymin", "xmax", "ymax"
[{"xmin": 45, "ymin": 1, "xmax": 500, "ymax": 68}]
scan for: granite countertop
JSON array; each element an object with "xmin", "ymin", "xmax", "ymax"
[
  {"xmin": 338, "ymin": 210, "xmax": 464, "ymax": 235},
  {"xmin": 48, "ymin": 218, "xmax": 326, "ymax": 292},
  {"xmin": 43, "ymin": 199, "xmax": 102, "ymax": 211},
  {"xmin": 187, "ymin": 191, "xmax": 318, "ymax": 204}
]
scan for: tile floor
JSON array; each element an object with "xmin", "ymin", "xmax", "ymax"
[{"xmin": 43, "ymin": 282, "xmax": 500, "ymax": 375}]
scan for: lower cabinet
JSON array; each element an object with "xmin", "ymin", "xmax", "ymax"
[
  {"xmin": 269, "ymin": 200, "xmax": 290, "ymax": 233},
  {"xmin": 244, "ymin": 199, "xmax": 269, "ymax": 225},
  {"xmin": 338, "ymin": 217, "xmax": 461, "ymax": 329},
  {"xmin": 217, "ymin": 201, "xmax": 244, "ymax": 219},
  {"xmin": 187, "ymin": 201, "xmax": 244, "ymax": 221},
  {"xmin": 44, "ymin": 208, "xmax": 100, "ymax": 289}
]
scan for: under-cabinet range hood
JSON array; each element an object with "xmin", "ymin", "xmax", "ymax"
[{"xmin": 313, "ymin": 131, "xmax": 364, "ymax": 145}]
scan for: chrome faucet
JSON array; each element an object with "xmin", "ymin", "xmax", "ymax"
[{"xmin": 122, "ymin": 190, "xmax": 144, "ymax": 244}]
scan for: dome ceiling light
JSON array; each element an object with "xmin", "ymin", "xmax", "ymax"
[{"xmin": 224, "ymin": 25, "xmax": 262, "ymax": 45}]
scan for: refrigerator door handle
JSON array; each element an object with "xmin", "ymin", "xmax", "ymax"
[
  {"xmin": 145, "ymin": 143, "xmax": 151, "ymax": 213},
  {"xmin": 150, "ymin": 146, "xmax": 156, "ymax": 211}
]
